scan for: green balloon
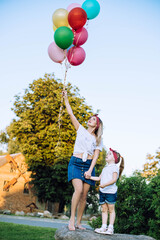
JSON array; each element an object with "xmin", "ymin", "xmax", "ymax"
[{"xmin": 54, "ymin": 26, "xmax": 74, "ymax": 50}]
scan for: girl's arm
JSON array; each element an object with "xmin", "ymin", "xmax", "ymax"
[
  {"xmin": 63, "ymin": 90, "xmax": 80, "ymax": 131},
  {"xmin": 84, "ymin": 149, "xmax": 100, "ymax": 178},
  {"xmin": 99, "ymin": 172, "xmax": 118, "ymax": 188},
  {"xmin": 90, "ymin": 173, "xmax": 102, "ymax": 181},
  {"xmin": 85, "ymin": 173, "xmax": 102, "ymax": 182}
]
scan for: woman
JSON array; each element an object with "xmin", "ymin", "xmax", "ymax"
[{"xmin": 63, "ymin": 90, "xmax": 103, "ymax": 231}]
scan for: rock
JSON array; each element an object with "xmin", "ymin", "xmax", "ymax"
[
  {"xmin": 35, "ymin": 212, "xmax": 44, "ymax": 217},
  {"xmin": 43, "ymin": 210, "xmax": 52, "ymax": 218},
  {"xmin": 89, "ymin": 216, "xmax": 97, "ymax": 221},
  {"xmin": 58, "ymin": 215, "xmax": 69, "ymax": 220},
  {"xmin": 26, "ymin": 213, "xmax": 35, "ymax": 217},
  {"xmin": 55, "ymin": 226, "xmax": 155, "ymax": 240},
  {"xmin": 81, "ymin": 214, "xmax": 91, "ymax": 221},
  {"xmin": 15, "ymin": 211, "xmax": 25, "ymax": 216},
  {"xmin": 3, "ymin": 210, "xmax": 11, "ymax": 215}
]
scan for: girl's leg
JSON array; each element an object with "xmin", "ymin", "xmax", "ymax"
[
  {"xmin": 76, "ymin": 182, "xmax": 90, "ymax": 229},
  {"xmin": 108, "ymin": 204, "xmax": 116, "ymax": 226},
  {"xmin": 101, "ymin": 203, "xmax": 108, "ymax": 225},
  {"xmin": 95, "ymin": 203, "xmax": 108, "ymax": 233},
  {"xmin": 69, "ymin": 179, "xmax": 83, "ymax": 230}
]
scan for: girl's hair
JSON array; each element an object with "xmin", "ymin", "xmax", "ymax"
[
  {"xmin": 94, "ymin": 117, "xmax": 103, "ymax": 146},
  {"xmin": 115, "ymin": 151, "xmax": 124, "ymax": 178}
]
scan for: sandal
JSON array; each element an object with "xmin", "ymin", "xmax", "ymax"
[
  {"xmin": 68, "ymin": 221, "xmax": 75, "ymax": 231},
  {"xmin": 95, "ymin": 226, "xmax": 107, "ymax": 234},
  {"xmin": 76, "ymin": 225, "xmax": 86, "ymax": 230}
]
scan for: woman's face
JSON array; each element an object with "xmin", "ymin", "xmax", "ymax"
[{"xmin": 87, "ymin": 116, "xmax": 97, "ymax": 128}]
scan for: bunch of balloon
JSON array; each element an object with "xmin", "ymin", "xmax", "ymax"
[
  {"xmin": 48, "ymin": 0, "xmax": 100, "ymax": 67},
  {"xmin": 47, "ymin": 1, "xmax": 100, "ymax": 150}
]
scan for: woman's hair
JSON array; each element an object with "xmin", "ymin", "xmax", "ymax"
[
  {"xmin": 94, "ymin": 117, "xmax": 103, "ymax": 146},
  {"xmin": 115, "ymin": 151, "xmax": 124, "ymax": 178}
]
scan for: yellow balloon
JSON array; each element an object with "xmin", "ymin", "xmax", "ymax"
[
  {"xmin": 53, "ymin": 24, "xmax": 57, "ymax": 32},
  {"xmin": 52, "ymin": 8, "xmax": 69, "ymax": 28}
]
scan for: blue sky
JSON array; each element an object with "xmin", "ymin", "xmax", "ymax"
[{"xmin": 0, "ymin": 0, "xmax": 160, "ymax": 176}]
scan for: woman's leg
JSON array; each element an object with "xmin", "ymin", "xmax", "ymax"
[
  {"xmin": 69, "ymin": 178, "xmax": 83, "ymax": 230},
  {"xmin": 101, "ymin": 203, "xmax": 108, "ymax": 225},
  {"xmin": 76, "ymin": 182, "xmax": 90, "ymax": 229}
]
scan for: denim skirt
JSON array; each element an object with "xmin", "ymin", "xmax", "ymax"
[{"xmin": 68, "ymin": 156, "xmax": 95, "ymax": 186}]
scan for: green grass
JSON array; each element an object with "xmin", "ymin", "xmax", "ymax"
[{"xmin": 0, "ymin": 222, "xmax": 56, "ymax": 240}]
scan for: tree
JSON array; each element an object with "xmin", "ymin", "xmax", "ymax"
[
  {"xmin": 147, "ymin": 170, "xmax": 160, "ymax": 240},
  {"xmin": 6, "ymin": 73, "xmax": 94, "ymax": 211},
  {"xmin": 141, "ymin": 148, "xmax": 160, "ymax": 180}
]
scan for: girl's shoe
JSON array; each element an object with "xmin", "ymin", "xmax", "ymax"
[
  {"xmin": 104, "ymin": 227, "xmax": 114, "ymax": 235},
  {"xmin": 94, "ymin": 226, "xmax": 107, "ymax": 234}
]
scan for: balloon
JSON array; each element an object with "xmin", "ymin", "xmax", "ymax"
[
  {"xmin": 53, "ymin": 24, "xmax": 57, "ymax": 32},
  {"xmin": 67, "ymin": 3, "xmax": 81, "ymax": 12},
  {"xmin": 73, "ymin": 27, "xmax": 88, "ymax": 46},
  {"xmin": 67, "ymin": 46, "xmax": 86, "ymax": 66},
  {"xmin": 68, "ymin": 7, "xmax": 87, "ymax": 30},
  {"xmin": 82, "ymin": 0, "xmax": 100, "ymax": 20},
  {"xmin": 67, "ymin": 44, "xmax": 74, "ymax": 52},
  {"xmin": 48, "ymin": 42, "xmax": 67, "ymax": 63},
  {"xmin": 52, "ymin": 8, "xmax": 69, "ymax": 28},
  {"xmin": 54, "ymin": 26, "xmax": 74, "ymax": 49}
]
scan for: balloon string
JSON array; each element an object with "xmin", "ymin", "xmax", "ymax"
[
  {"xmin": 56, "ymin": 59, "xmax": 70, "ymax": 148},
  {"xmin": 86, "ymin": 20, "xmax": 89, "ymax": 30}
]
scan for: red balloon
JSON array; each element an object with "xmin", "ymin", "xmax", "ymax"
[
  {"xmin": 67, "ymin": 46, "xmax": 86, "ymax": 66},
  {"xmin": 68, "ymin": 7, "xmax": 87, "ymax": 30}
]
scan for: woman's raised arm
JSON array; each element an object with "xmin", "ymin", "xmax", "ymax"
[{"xmin": 62, "ymin": 90, "xmax": 80, "ymax": 131}]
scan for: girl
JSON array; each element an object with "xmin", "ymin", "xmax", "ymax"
[
  {"xmin": 62, "ymin": 90, "xmax": 103, "ymax": 231},
  {"xmin": 86, "ymin": 148, "xmax": 124, "ymax": 235}
]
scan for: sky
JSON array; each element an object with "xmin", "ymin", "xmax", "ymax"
[{"xmin": 0, "ymin": 0, "xmax": 160, "ymax": 176}]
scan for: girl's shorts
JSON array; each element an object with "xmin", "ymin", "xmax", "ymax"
[
  {"xmin": 68, "ymin": 155, "xmax": 95, "ymax": 186},
  {"xmin": 99, "ymin": 191, "xmax": 117, "ymax": 205}
]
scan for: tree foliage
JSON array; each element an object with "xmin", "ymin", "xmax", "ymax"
[
  {"xmin": 9, "ymin": 73, "xmax": 93, "ymax": 166},
  {"xmin": 141, "ymin": 149, "xmax": 160, "ymax": 180},
  {"xmin": 4, "ymin": 73, "xmax": 97, "ymax": 211}
]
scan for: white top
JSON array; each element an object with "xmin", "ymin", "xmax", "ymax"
[
  {"xmin": 100, "ymin": 164, "xmax": 119, "ymax": 194},
  {"xmin": 73, "ymin": 124, "xmax": 103, "ymax": 162}
]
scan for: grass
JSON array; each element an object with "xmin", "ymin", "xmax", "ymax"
[{"xmin": 0, "ymin": 222, "xmax": 56, "ymax": 240}]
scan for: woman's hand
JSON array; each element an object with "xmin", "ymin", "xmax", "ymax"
[
  {"xmin": 85, "ymin": 175, "xmax": 91, "ymax": 179},
  {"xmin": 99, "ymin": 184, "xmax": 106, "ymax": 188},
  {"xmin": 84, "ymin": 170, "xmax": 91, "ymax": 179}
]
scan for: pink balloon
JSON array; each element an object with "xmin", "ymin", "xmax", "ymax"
[
  {"xmin": 67, "ymin": 46, "xmax": 86, "ymax": 66},
  {"xmin": 48, "ymin": 42, "xmax": 67, "ymax": 63},
  {"xmin": 67, "ymin": 3, "xmax": 81, "ymax": 12},
  {"xmin": 73, "ymin": 27, "xmax": 88, "ymax": 46}
]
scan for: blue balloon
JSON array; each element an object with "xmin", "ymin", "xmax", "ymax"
[
  {"xmin": 67, "ymin": 44, "xmax": 74, "ymax": 52},
  {"xmin": 82, "ymin": 0, "xmax": 100, "ymax": 20}
]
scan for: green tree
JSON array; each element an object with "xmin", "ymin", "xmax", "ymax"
[
  {"xmin": 147, "ymin": 170, "xmax": 160, "ymax": 239},
  {"xmin": 141, "ymin": 149, "xmax": 160, "ymax": 180},
  {"xmin": 6, "ymin": 73, "xmax": 94, "ymax": 211},
  {"xmin": 115, "ymin": 173, "xmax": 150, "ymax": 235}
]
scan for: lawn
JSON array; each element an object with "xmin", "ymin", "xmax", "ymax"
[{"xmin": 0, "ymin": 222, "xmax": 56, "ymax": 240}]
